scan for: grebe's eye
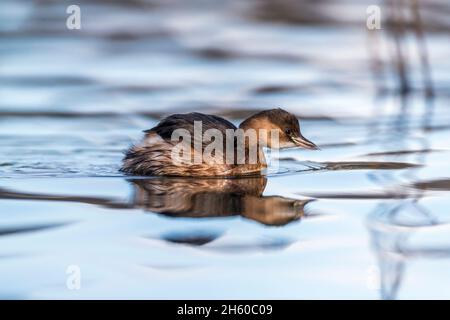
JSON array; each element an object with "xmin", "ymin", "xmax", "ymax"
[{"xmin": 285, "ymin": 128, "xmax": 292, "ymax": 135}]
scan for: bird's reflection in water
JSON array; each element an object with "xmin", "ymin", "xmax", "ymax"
[{"xmin": 130, "ymin": 177, "xmax": 312, "ymax": 226}]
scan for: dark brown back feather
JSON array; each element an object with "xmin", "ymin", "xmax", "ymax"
[{"xmin": 146, "ymin": 112, "xmax": 237, "ymax": 140}]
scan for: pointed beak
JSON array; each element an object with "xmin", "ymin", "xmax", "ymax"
[{"xmin": 291, "ymin": 134, "xmax": 319, "ymax": 150}]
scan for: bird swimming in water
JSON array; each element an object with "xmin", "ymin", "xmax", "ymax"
[{"xmin": 121, "ymin": 108, "xmax": 318, "ymax": 177}]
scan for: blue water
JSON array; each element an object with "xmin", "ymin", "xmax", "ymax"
[{"xmin": 1, "ymin": 0, "xmax": 450, "ymax": 299}]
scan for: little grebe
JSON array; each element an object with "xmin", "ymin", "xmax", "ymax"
[{"xmin": 121, "ymin": 108, "xmax": 318, "ymax": 176}]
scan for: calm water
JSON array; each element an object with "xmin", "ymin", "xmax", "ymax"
[{"xmin": 1, "ymin": 0, "xmax": 450, "ymax": 299}]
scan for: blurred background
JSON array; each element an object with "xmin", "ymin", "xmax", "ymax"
[
  {"xmin": 1, "ymin": 0, "xmax": 450, "ymax": 299},
  {"xmin": 2, "ymin": 0, "xmax": 449, "ymax": 118}
]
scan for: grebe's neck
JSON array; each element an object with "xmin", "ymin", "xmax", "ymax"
[{"xmin": 238, "ymin": 115, "xmax": 261, "ymax": 131}]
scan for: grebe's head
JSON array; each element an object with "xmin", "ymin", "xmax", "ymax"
[{"xmin": 239, "ymin": 108, "xmax": 319, "ymax": 150}]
